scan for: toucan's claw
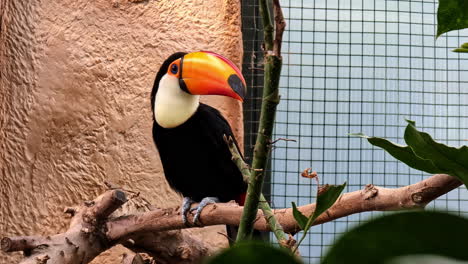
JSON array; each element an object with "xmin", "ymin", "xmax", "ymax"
[
  {"xmin": 181, "ymin": 197, "xmax": 195, "ymax": 227},
  {"xmin": 191, "ymin": 197, "xmax": 220, "ymax": 226}
]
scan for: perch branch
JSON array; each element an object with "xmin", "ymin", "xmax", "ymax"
[
  {"xmin": 105, "ymin": 174, "xmax": 460, "ymax": 238},
  {"xmin": 3, "ymin": 174, "xmax": 461, "ymax": 264}
]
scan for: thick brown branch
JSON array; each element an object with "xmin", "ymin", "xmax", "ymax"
[
  {"xmin": 2, "ymin": 190, "xmax": 211, "ymax": 264},
  {"xmin": 3, "ymin": 174, "xmax": 461, "ymax": 264},
  {"xmin": 7, "ymin": 190, "xmax": 129, "ymax": 264},
  {"xmin": 107, "ymin": 174, "xmax": 461, "ymax": 238},
  {"xmin": 310, "ymin": 174, "xmax": 462, "ymax": 228}
]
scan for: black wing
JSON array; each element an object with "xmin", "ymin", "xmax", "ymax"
[{"xmin": 152, "ymin": 103, "xmax": 246, "ymax": 202}]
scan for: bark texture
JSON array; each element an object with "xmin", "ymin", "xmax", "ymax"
[{"xmin": 0, "ymin": 0, "xmax": 243, "ymax": 263}]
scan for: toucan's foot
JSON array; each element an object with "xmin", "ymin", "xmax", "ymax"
[
  {"xmin": 181, "ymin": 197, "xmax": 196, "ymax": 227},
  {"xmin": 190, "ymin": 197, "xmax": 219, "ymax": 226}
]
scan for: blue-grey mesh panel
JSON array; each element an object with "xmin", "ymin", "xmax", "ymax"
[{"xmin": 242, "ymin": 0, "xmax": 468, "ymax": 262}]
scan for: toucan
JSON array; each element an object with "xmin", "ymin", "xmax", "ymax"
[{"xmin": 151, "ymin": 51, "xmax": 247, "ymax": 239}]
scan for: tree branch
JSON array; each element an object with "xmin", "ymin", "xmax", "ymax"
[
  {"xmin": 2, "ymin": 190, "xmax": 210, "ymax": 264},
  {"xmin": 3, "ymin": 174, "xmax": 461, "ymax": 264},
  {"xmin": 1, "ymin": 236, "xmax": 50, "ymax": 253},
  {"xmin": 106, "ymin": 174, "xmax": 461, "ymax": 237},
  {"xmin": 237, "ymin": 0, "xmax": 285, "ymax": 241},
  {"xmin": 224, "ymin": 135, "xmax": 292, "ymax": 248}
]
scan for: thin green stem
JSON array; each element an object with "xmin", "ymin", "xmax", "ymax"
[
  {"xmin": 224, "ymin": 136, "xmax": 291, "ymax": 248},
  {"xmin": 236, "ymin": 55, "xmax": 281, "ymax": 241},
  {"xmin": 260, "ymin": 0, "xmax": 274, "ymax": 51},
  {"xmin": 236, "ymin": 0, "xmax": 285, "ymax": 243}
]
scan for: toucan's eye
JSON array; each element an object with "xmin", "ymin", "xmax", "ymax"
[{"xmin": 170, "ymin": 64, "xmax": 178, "ymax": 74}]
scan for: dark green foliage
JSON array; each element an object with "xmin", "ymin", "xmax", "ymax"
[
  {"xmin": 291, "ymin": 202, "xmax": 308, "ymax": 230},
  {"xmin": 437, "ymin": 0, "xmax": 468, "ymax": 37},
  {"xmin": 205, "ymin": 241, "xmax": 303, "ymax": 264},
  {"xmin": 453, "ymin": 42, "xmax": 468, "ymax": 52},
  {"xmin": 353, "ymin": 120, "xmax": 468, "ymax": 188},
  {"xmin": 292, "ymin": 183, "xmax": 346, "ymax": 251},
  {"xmin": 322, "ymin": 211, "xmax": 468, "ymax": 264},
  {"xmin": 313, "ymin": 183, "xmax": 347, "ymax": 223}
]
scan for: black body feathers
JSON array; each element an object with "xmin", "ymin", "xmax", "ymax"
[{"xmin": 152, "ymin": 104, "xmax": 246, "ymax": 202}]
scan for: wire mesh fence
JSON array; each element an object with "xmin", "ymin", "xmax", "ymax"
[{"xmin": 242, "ymin": 0, "xmax": 468, "ymax": 262}]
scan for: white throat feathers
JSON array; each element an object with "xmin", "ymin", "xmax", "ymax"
[{"xmin": 154, "ymin": 74, "xmax": 200, "ymax": 128}]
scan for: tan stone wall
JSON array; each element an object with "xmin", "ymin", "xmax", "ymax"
[{"xmin": 0, "ymin": 0, "xmax": 243, "ymax": 262}]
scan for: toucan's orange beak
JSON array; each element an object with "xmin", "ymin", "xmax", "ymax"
[{"xmin": 169, "ymin": 51, "xmax": 246, "ymax": 101}]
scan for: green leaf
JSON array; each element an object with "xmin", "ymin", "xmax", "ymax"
[
  {"xmin": 293, "ymin": 182, "xmax": 346, "ymax": 252},
  {"xmin": 452, "ymin": 42, "xmax": 468, "ymax": 53},
  {"xmin": 322, "ymin": 211, "xmax": 468, "ymax": 264},
  {"xmin": 310, "ymin": 183, "xmax": 347, "ymax": 226},
  {"xmin": 452, "ymin": 48, "xmax": 468, "ymax": 53},
  {"xmin": 351, "ymin": 132, "xmax": 441, "ymax": 174},
  {"xmin": 437, "ymin": 0, "xmax": 468, "ymax": 38},
  {"xmin": 205, "ymin": 241, "xmax": 303, "ymax": 264},
  {"xmin": 353, "ymin": 120, "xmax": 468, "ymax": 188},
  {"xmin": 291, "ymin": 202, "xmax": 308, "ymax": 230},
  {"xmin": 404, "ymin": 121, "xmax": 468, "ymax": 187}
]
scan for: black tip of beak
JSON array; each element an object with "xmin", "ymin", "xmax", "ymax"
[
  {"xmin": 179, "ymin": 79, "xmax": 190, "ymax": 94},
  {"xmin": 228, "ymin": 74, "xmax": 246, "ymax": 100}
]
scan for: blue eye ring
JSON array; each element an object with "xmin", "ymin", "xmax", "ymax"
[{"xmin": 170, "ymin": 64, "xmax": 178, "ymax": 74}]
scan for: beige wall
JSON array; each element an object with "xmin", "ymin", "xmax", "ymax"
[{"xmin": 0, "ymin": 0, "xmax": 243, "ymax": 262}]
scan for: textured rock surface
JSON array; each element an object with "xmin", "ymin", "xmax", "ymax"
[{"xmin": 0, "ymin": 0, "xmax": 243, "ymax": 263}]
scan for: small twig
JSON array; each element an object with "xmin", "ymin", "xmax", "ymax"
[
  {"xmin": 269, "ymin": 137, "xmax": 297, "ymax": 145},
  {"xmin": 89, "ymin": 190, "xmax": 127, "ymax": 220},
  {"xmin": 248, "ymin": 67, "xmax": 265, "ymax": 71},
  {"xmin": 104, "ymin": 181, "xmax": 142, "ymax": 199},
  {"xmin": 1, "ymin": 236, "xmax": 48, "ymax": 253}
]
